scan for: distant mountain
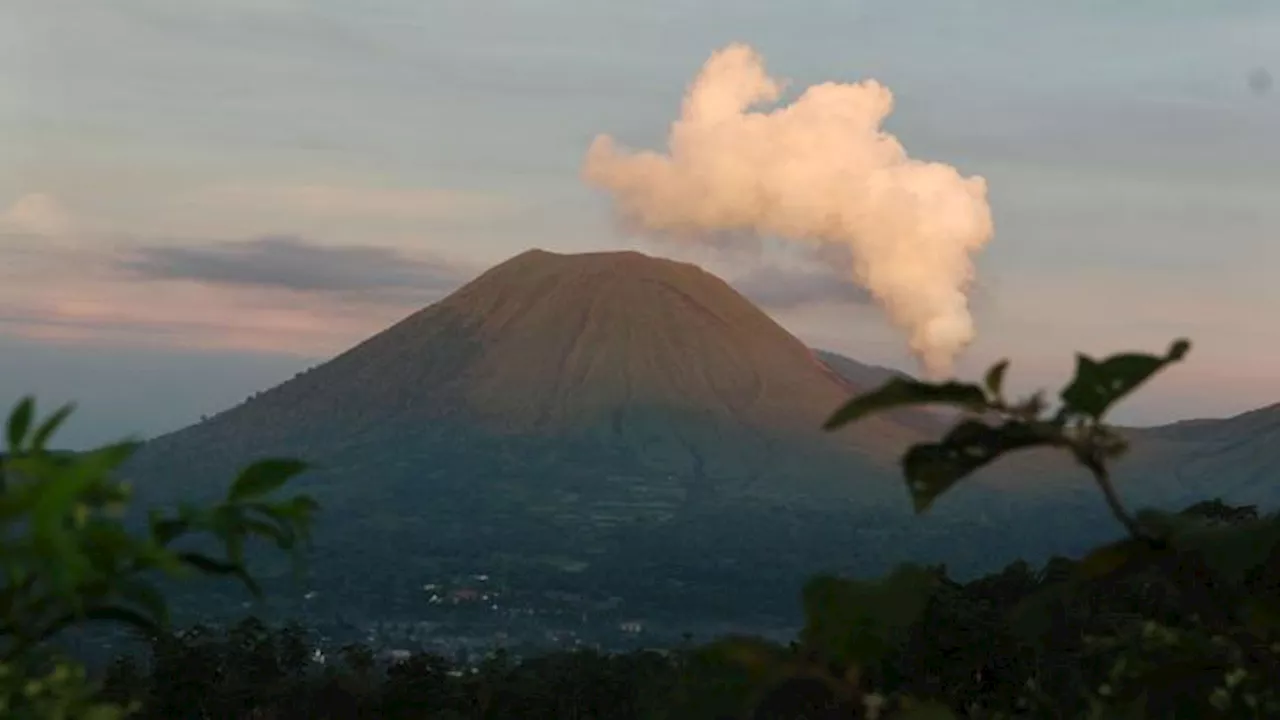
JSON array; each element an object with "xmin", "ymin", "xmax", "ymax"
[
  {"xmin": 813, "ymin": 350, "xmax": 907, "ymax": 390},
  {"xmin": 116, "ymin": 249, "xmax": 1275, "ymax": 632},
  {"xmin": 1109, "ymin": 403, "xmax": 1280, "ymax": 508},
  {"xmin": 810, "ymin": 352, "xmax": 962, "ymax": 435},
  {"xmin": 815, "ymin": 350, "xmax": 1280, "ymax": 512}
]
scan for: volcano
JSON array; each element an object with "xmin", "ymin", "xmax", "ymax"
[
  {"xmin": 130, "ymin": 249, "xmax": 938, "ymax": 504},
  {"xmin": 117, "ymin": 249, "xmax": 1153, "ymax": 631}
]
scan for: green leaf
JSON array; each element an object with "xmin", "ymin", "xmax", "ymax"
[
  {"xmin": 1059, "ymin": 339, "xmax": 1190, "ymax": 419},
  {"xmin": 289, "ymin": 494, "xmax": 320, "ymax": 514},
  {"xmin": 114, "ymin": 578, "xmax": 170, "ymax": 629},
  {"xmin": 251, "ymin": 496, "xmax": 318, "ymax": 545},
  {"xmin": 983, "ymin": 359, "xmax": 1010, "ymax": 398},
  {"xmin": 228, "ymin": 458, "xmax": 308, "ymax": 502},
  {"xmin": 78, "ymin": 516, "xmax": 144, "ymax": 567},
  {"xmin": 36, "ymin": 605, "xmax": 165, "ymax": 645},
  {"xmin": 824, "ymin": 378, "xmax": 989, "ymax": 431},
  {"xmin": 0, "ymin": 487, "xmax": 43, "ymax": 533},
  {"xmin": 800, "ymin": 564, "xmax": 939, "ymax": 668},
  {"xmin": 901, "ymin": 420, "xmax": 1060, "ymax": 512},
  {"xmin": 25, "ymin": 442, "xmax": 140, "ymax": 543},
  {"xmin": 177, "ymin": 551, "xmax": 241, "ymax": 576},
  {"xmin": 176, "ymin": 552, "xmax": 262, "ymax": 598},
  {"xmin": 73, "ymin": 441, "xmax": 143, "ymax": 477},
  {"xmin": 30, "ymin": 403, "xmax": 75, "ymax": 451},
  {"xmin": 147, "ymin": 510, "xmax": 189, "ymax": 546},
  {"xmin": 30, "ymin": 461, "xmax": 100, "ymax": 537},
  {"xmin": 6, "ymin": 397, "xmax": 34, "ymax": 451},
  {"xmin": 80, "ymin": 605, "xmax": 165, "ymax": 637},
  {"xmin": 243, "ymin": 516, "xmax": 292, "ymax": 548}
]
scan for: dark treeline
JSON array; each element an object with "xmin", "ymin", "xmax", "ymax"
[{"xmin": 93, "ymin": 500, "xmax": 1280, "ymax": 720}]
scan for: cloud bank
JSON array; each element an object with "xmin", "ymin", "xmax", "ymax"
[
  {"xmin": 117, "ymin": 235, "xmax": 468, "ymax": 304},
  {"xmin": 0, "ymin": 231, "xmax": 472, "ymax": 356}
]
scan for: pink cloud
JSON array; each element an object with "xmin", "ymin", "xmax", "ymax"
[
  {"xmin": 0, "ymin": 235, "xmax": 454, "ymax": 357},
  {"xmin": 2, "ymin": 282, "xmax": 403, "ymax": 356}
]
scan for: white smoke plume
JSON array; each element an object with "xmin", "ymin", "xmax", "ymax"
[{"xmin": 582, "ymin": 44, "xmax": 994, "ymax": 377}]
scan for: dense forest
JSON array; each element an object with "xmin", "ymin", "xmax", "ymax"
[
  {"xmin": 4, "ymin": 339, "xmax": 1280, "ymax": 718},
  {"xmin": 89, "ymin": 502, "xmax": 1280, "ymax": 718}
]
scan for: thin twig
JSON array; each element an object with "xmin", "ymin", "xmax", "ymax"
[{"xmin": 1081, "ymin": 457, "xmax": 1146, "ymax": 542}]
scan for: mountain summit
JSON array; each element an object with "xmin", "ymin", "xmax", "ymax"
[
  {"xmin": 134, "ymin": 249, "xmax": 930, "ymax": 487},
  {"xmin": 411, "ymin": 248, "xmax": 868, "ymax": 434}
]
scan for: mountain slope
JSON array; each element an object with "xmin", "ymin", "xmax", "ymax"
[
  {"xmin": 813, "ymin": 350, "xmax": 906, "ymax": 390},
  {"xmin": 130, "ymin": 250, "xmax": 935, "ymax": 506},
  {"xmin": 1111, "ymin": 403, "xmax": 1280, "ymax": 507}
]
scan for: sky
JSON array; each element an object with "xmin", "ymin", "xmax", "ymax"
[{"xmin": 2, "ymin": 0, "xmax": 1279, "ymax": 448}]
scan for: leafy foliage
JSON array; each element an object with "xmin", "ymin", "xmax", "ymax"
[
  {"xmin": 816, "ymin": 338, "xmax": 1280, "ymax": 717},
  {"xmin": 0, "ymin": 397, "xmax": 317, "ymax": 717},
  {"xmin": 1059, "ymin": 340, "xmax": 1189, "ymax": 420},
  {"xmin": 827, "ymin": 339, "xmax": 1191, "ymax": 527},
  {"xmin": 823, "ymin": 379, "xmax": 988, "ymax": 430}
]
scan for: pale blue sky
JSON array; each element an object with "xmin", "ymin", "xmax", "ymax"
[{"xmin": 2, "ymin": 0, "xmax": 1278, "ymax": 447}]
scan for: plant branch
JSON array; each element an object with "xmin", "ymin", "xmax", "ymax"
[{"xmin": 1080, "ymin": 457, "xmax": 1146, "ymax": 542}]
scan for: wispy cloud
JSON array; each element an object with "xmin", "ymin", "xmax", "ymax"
[
  {"xmin": 0, "ymin": 286, "xmax": 394, "ymax": 357},
  {"xmin": 116, "ymin": 235, "xmax": 471, "ymax": 304}
]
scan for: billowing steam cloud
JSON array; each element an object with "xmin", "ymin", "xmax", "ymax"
[{"xmin": 582, "ymin": 44, "xmax": 994, "ymax": 376}]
